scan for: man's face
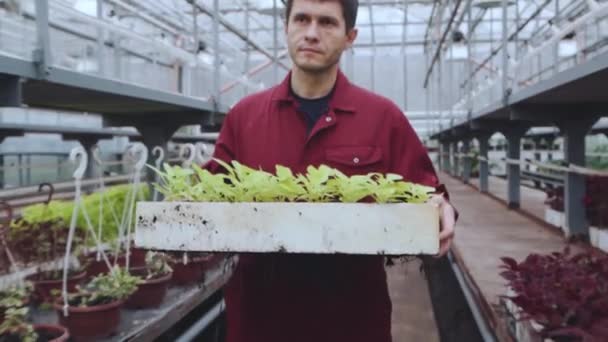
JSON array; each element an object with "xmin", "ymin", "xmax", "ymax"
[{"xmin": 286, "ymin": 0, "xmax": 357, "ymax": 74}]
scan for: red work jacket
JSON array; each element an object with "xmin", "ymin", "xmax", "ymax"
[{"xmin": 206, "ymin": 70, "xmax": 445, "ymax": 342}]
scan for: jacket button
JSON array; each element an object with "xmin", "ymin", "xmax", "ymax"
[
  {"xmin": 353, "ymin": 157, "xmax": 360, "ymax": 164},
  {"xmin": 325, "ymin": 116, "xmax": 332, "ymax": 122}
]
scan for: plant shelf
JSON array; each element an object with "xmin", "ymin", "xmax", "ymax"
[{"xmin": 135, "ymin": 201, "xmax": 440, "ymax": 255}]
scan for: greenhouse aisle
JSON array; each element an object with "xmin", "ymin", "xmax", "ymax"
[
  {"xmin": 440, "ymin": 172, "xmax": 588, "ymax": 340},
  {"xmin": 387, "ymin": 259, "xmax": 440, "ymax": 342}
]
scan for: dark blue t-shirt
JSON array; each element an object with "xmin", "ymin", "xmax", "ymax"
[{"xmin": 290, "ymin": 86, "xmax": 334, "ymax": 133}]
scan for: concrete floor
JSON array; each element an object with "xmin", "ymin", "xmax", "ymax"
[{"xmin": 387, "ymin": 258, "xmax": 440, "ymax": 342}]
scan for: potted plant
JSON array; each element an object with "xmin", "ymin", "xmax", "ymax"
[
  {"xmin": 53, "ymin": 267, "xmax": 141, "ymax": 341},
  {"xmin": 500, "ymin": 248, "xmax": 608, "ymax": 341},
  {"xmin": 166, "ymin": 251, "xmax": 212, "ymax": 286},
  {"xmin": 585, "ymin": 175, "xmax": 608, "ymax": 252},
  {"xmin": 0, "ymin": 307, "xmax": 69, "ymax": 342},
  {"xmin": 125, "ymin": 251, "xmax": 173, "ymax": 309},
  {"xmin": 0, "ymin": 283, "xmax": 32, "ymax": 325}
]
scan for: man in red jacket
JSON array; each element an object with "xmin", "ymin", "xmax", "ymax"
[{"xmin": 206, "ymin": 0, "xmax": 456, "ymax": 341}]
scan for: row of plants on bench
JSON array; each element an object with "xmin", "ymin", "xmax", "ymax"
[
  {"xmin": 1, "ymin": 250, "xmax": 224, "ymax": 341},
  {"xmin": 544, "ymin": 175, "xmax": 608, "ymax": 229},
  {"xmin": 500, "ymin": 247, "xmax": 608, "ymax": 341}
]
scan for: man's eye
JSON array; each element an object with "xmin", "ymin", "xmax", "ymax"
[{"xmin": 320, "ymin": 18, "xmax": 335, "ymax": 26}]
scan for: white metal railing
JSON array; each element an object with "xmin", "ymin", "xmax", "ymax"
[
  {"xmin": 450, "ymin": 0, "xmax": 608, "ymax": 122},
  {"xmin": 0, "ymin": 1, "xmax": 268, "ymax": 103}
]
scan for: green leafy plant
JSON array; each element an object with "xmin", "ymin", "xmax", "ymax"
[
  {"xmin": 66, "ymin": 267, "xmax": 142, "ymax": 307},
  {"xmin": 0, "ymin": 307, "xmax": 37, "ymax": 342},
  {"xmin": 144, "ymin": 252, "xmax": 172, "ymax": 280},
  {"xmin": 0, "ymin": 283, "xmax": 32, "ymax": 310},
  {"xmin": 150, "ymin": 160, "xmax": 434, "ymax": 204},
  {"xmin": 9, "ymin": 184, "xmax": 149, "ymax": 254}
]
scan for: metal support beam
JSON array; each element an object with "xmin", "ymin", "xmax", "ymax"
[
  {"xmin": 502, "ymin": 126, "xmax": 529, "ymax": 209},
  {"xmin": 212, "ymin": 0, "xmax": 220, "ymax": 125},
  {"xmin": 501, "ymin": 0, "xmax": 509, "ymax": 104},
  {"xmin": 34, "ymin": 0, "xmax": 52, "ymax": 77},
  {"xmin": 476, "ymin": 132, "xmax": 492, "ymax": 193},
  {"xmin": 557, "ymin": 117, "xmax": 599, "ymax": 236},
  {"xmin": 462, "ymin": 138, "xmax": 472, "ymax": 184},
  {"xmin": 442, "ymin": 141, "xmax": 452, "ymax": 173},
  {"xmin": 423, "ymin": 0, "xmax": 464, "ymax": 88},
  {"xmin": 192, "ymin": 1, "xmax": 289, "ymax": 71},
  {"xmin": 452, "ymin": 141, "xmax": 460, "ymax": 177}
]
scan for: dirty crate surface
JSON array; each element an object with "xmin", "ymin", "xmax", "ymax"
[{"xmin": 135, "ymin": 202, "xmax": 440, "ymax": 255}]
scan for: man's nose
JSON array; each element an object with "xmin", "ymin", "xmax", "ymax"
[{"xmin": 304, "ymin": 22, "xmax": 320, "ymax": 42}]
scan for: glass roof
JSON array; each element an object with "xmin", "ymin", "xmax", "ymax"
[{"xmin": 8, "ymin": 0, "xmax": 603, "ymax": 137}]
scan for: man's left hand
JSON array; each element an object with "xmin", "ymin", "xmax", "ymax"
[{"xmin": 428, "ymin": 194, "xmax": 456, "ymax": 258}]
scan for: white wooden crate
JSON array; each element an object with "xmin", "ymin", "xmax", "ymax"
[{"xmin": 135, "ymin": 202, "xmax": 440, "ymax": 255}]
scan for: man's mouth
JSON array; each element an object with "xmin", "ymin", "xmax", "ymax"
[{"xmin": 298, "ymin": 47, "xmax": 322, "ymax": 54}]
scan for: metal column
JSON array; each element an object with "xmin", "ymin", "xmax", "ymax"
[
  {"xmin": 560, "ymin": 118, "xmax": 598, "ymax": 236},
  {"xmin": 501, "ymin": 0, "xmax": 509, "ymax": 100},
  {"xmin": 505, "ymin": 130, "xmax": 524, "ymax": 209},
  {"xmin": 213, "ymin": 0, "xmax": 221, "ymax": 102},
  {"xmin": 462, "ymin": 138, "xmax": 472, "ymax": 183},
  {"xmin": 452, "ymin": 141, "xmax": 460, "ymax": 177},
  {"xmin": 34, "ymin": 0, "xmax": 51, "ymax": 76},
  {"xmin": 442, "ymin": 141, "xmax": 452, "ymax": 173},
  {"xmin": 96, "ymin": 0, "xmax": 105, "ymax": 76},
  {"xmin": 477, "ymin": 133, "xmax": 491, "ymax": 193}
]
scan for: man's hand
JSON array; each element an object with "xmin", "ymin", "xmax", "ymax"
[{"xmin": 428, "ymin": 194, "xmax": 456, "ymax": 258}]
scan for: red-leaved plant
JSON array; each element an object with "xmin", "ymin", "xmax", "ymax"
[{"xmin": 500, "ymin": 247, "xmax": 608, "ymax": 341}]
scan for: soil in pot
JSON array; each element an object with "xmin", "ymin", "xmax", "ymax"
[
  {"xmin": 0, "ymin": 324, "xmax": 69, "ymax": 342},
  {"xmin": 26, "ymin": 270, "xmax": 86, "ymax": 304},
  {"xmin": 34, "ymin": 324, "xmax": 70, "ymax": 342},
  {"xmin": 124, "ymin": 267, "xmax": 172, "ymax": 309},
  {"xmin": 53, "ymin": 299, "xmax": 123, "ymax": 341}
]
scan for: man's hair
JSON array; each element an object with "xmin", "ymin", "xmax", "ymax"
[{"xmin": 285, "ymin": 0, "xmax": 359, "ymax": 32}]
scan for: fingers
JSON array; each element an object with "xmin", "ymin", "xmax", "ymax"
[
  {"xmin": 435, "ymin": 235, "xmax": 453, "ymax": 258},
  {"xmin": 427, "ymin": 194, "xmax": 445, "ymax": 208}
]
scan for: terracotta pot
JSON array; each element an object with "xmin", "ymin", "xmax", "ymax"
[
  {"xmin": 170, "ymin": 256, "xmax": 208, "ymax": 286},
  {"xmin": 26, "ymin": 271, "xmax": 86, "ymax": 305},
  {"xmin": 129, "ymin": 247, "xmax": 147, "ymax": 268},
  {"xmin": 125, "ymin": 268, "xmax": 172, "ymax": 309},
  {"xmin": 33, "ymin": 323, "xmax": 70, "ymax": 342},
  {"xmin": 54, "ymin": 299, "xmax": 123, "ymax": 341}
]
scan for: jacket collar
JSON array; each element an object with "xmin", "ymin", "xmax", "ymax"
[{"xmin": 271, "ymin": 69, "xmax": 356, "ymax": 113}]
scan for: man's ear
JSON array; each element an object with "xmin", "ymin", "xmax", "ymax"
[{"xmin": 345, "ymin": 28, "xmax": 358, "ymax": 49}]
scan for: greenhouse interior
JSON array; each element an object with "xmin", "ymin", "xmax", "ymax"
[{"xmin": 0, "ymin": 0, "xmax": 607, "ymax": 341}]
